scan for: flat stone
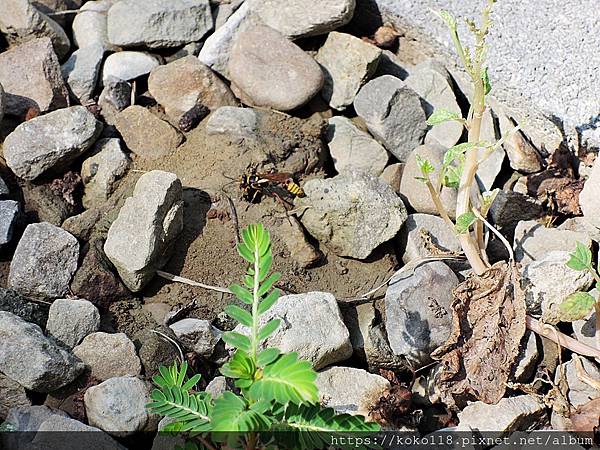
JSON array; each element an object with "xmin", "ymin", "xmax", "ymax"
[
  {"xmin": 84, "ymin": 377, "xmax": 152, "ymax": 436},
  {"xmin": 400, "ymin": 143, "xmax": 458, "ymax": 219},
  {"xmin": 316, "ymin": 31, "xmax": 381, "ymax": 110},
  {"xmin": 72, "ymin": 0, "xmax": 115, "ymax": 50},
  {"xmin": 406, "ymin": 60, "xmax": 463, "ymax": 148},
  {"xmin": 554, "ymin": 357, "xmax": 600, "ymax": 407},
  {"xmin": 0, "ymin": 37, "xmax": 68, "ymax": 117},
  {"xmin": 0, "ymin": 311, "xmax": 84, "ymax": 392},
  {"xmin": 114, "ymin": 106, "xmax": 184, "ymax": 159},
  {"xmin": 107, "ymin": 0, "xmax": 212, "ymax": 49},
  {"xmin": 276, "ymin": 215, "xmax": 322, "ymax": 269},
  {"xmin": 102, "ymin": 51, "xmax": 160, "ymax": 83},
  {"xmin": 46, "ymin": 299, "xmax": 101, "ymax": 349},
  {"xmin": 206, "ymin": 106, "xmax": 259, "ymax": 141},
  {"xmin": 81, "ymin": 138, "xmax": 131, "ymax": 208},
  {"xmin": 0, "ymin": 200, "xmax": 20, "ymax": 247},
  {"xmin": 4, "ymin": 105, "xmax": 102, "ymax": 180},
  {"xmin": 0, "ymin": 373, "xmax": 31, "ymax": 421},
  {"xmin": 0, "ymin": 288, "xmax": 49, "ymax": 328},
  {"xmin": 398, "ymin": 213, "xmax": 461, "ymax": 263},
  {"xmin": 104, "ymin": 171, "xmax": 184, "ymax": 291},
  {"xmin": 489, "ymin": 191, "xmax": 544, "ymax": 230},
  {"xmin": 61, "ymin": 44, "xmax": 105, "ymax": 104},
  {"xmin": 512, "ymin": 332, "xmax": 539, "ymax": 383},
  {"xmin": 384, "ymin": 261, "xmax": 458, "ymax": 367},
  {"xmin": 558, "ymin": 217, "xmax": 600, "ymax": 243},
  {"xmin": 295, "ymin": 171, "xmax": 407, "ymax": 259},
  {"xmin": 233, "ymin": 292, "xmax": 352, "ymax": 370},
  {"xmin": 8, "ymin": 223, "xmax": 79, "ymax": 299},
  {"xmin": 316, "ymin": 366, "xmax": 390, "ymax": 418},
  {"xmin": 0, "ymin": 0, "xmax": 71, "ymax": 60},
  {"xmin": 169, "ymin": 319, "xmax": 221, "ymax": 357},
  {"xmin": 148, "ymin": 56, "xmax": 236, "ymax": 123},
  {"xmin": 32, "ymin": 415, "xmax": 126, "ymax": 450},
  {"xmin": 228, "ymin": 25, "xmax": 324, "ymax": 111},
  {"xmin": 73, "ymin": 332, "xmax": 142, "ymax": 380},
  {"xmin": 354, "ymin": 75, "xmax": 427, "ymax": 161},
  {"xmin": 380, "ymin": 163, "xmax": 404, "ymax": 194},
  {"xmin": 498, "ymin": 112, "xmax": 543, "ymax": 173},
  {"xmin": 254, "ymin": 0, "xmax": 355, "ymax": 39},
  {"xmin": 325, "ymin": 116, "xmax": 388, "ymax": 175}
]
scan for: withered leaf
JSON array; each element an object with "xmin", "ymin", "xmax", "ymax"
[
  {"xmin": 570, "ymin": 398, "xmax": 600, "ymax": 434},
  {"xmin": 431, "ymin": 261, "xmax": 527, "ymax": 407}
]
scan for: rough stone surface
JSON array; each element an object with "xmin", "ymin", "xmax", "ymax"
[
  {"xmin": 0, "ymin": 37, "xmax": 68, "ymax": 117},
  {"xmin": 554, "ymin": 357, "xmax": 600, "ymax": 408},
  {"xmin": 148, "ymin": 56, "xmax": 236, "ymax": 123},
  {"xmin": 206, "ymin": 106, "xmax": 259, "ymax": 141},
  {"xmin": 169, "ymin": 319, "xmax": 221, "ymax": 357},
  {"xmin": 521, "ymin": 251, "xmax": 594, "ymax": 324},
  {"xmin": 84, "ymin": 377, "xmax": 151, "ymax": 436},
  {"xmin": 380, "ymin": 163, "xmax": 403, "ymax": 194},
  {"xmin": 385, "ymin": 261, "xmax": 458, "ymax": 367},
  {"xmin": 489, "ymin": 191, "xmax": 544, "ymax": 230},
  {"xmin": 325, "ymin": 116, "xmax": 388, "ymax": 176},
  {"xmin": 316, "ymin": 32, "xmax": 381, "ymax": 110},
  {"xmin": 73, "ymin": 332, "xmax": 142, "ymax": 381},
  {"xmin": 4, "ymin": 106, "xmax": 102, "ymax": 180},
  {"xmin": 102, "ymin": 51, "xmax": 160, "ymax": 83},
  {"xmin": 8, "ymin": 223, "xmax": 79, "ymax": 299},
  {"xmin": 234, "ymin": 292, "xmax": 352, "ymax": 370},
  {"xmin": 134, "ymin": 328, "xmax": 179, "ymax": 379},
  {"xmin": 104, "ymin": 171, "xmax": 184, "ymax": 291},
  {"xmin": 46, "ymin": 299, "xmax": 101, "ymax": 349},
  {"xmin": 0, "ymin": 373, "xmax": 31, "ymax": 420},
  {"xmin": 316, "ymin": 366, "xmax": 390, "ymax": 418},
  {"xmin": 0, "ymin": 405, "xmax": 67, "ymax": 448},
  {"xmin": 0, "ymin": 288, "xmax": 49, "ymax": 328},
  {"xmin": 0, "ymin": 83, "xmax": 4, "ymax": 124},
  {"xmin": 558, "ymin": 217, "xmax": 600, "ymax": 244},
  {"xmin": 354, "ymin": 75, "xmax": 427, "ymax": 161},
  {"xmin": 114, "ymin": 106, "xmax": 184, "ymax": 160},
  {"xmin": 107, "ymin": 0, "xmax": 213, "ymax": 49},
  {"xmin": 98, "ymin": 76, "xmax": 132, "ymax": 124},
  {"xmin": 573, "ymin": 309, "xmax": 597, "ymax": 350},
  {"xmin": 295, "ymin": 171, "xmax": 407, "ymax": 259},
  {"xmin": 498, "ymin": 112, "xmax": 542, "ymax": 173},
  {"xmin": 0, "ymin": 311, "xmax": 84, "ymax": 392},
  {"xmin": 0, "ymin": 174, "xmax": 7, "ymax": 198},
  {"xmin": 228, "ymin": 25, "xmax": 324, "ymax": 111},
  {"xmin": 0, "ymin": 200, "xmax": 20, "ymax": 247},
  {"xmin": 400, "ymin": 143, "xmax": 458, "ymax": 219},
  {"xmin": 72, "ymin": 0, "xmax": 114, "ymax": 50},
  {"xmin": 406, "ymin": 60, "xmax": 463, "ymax": 148},
  {"xmin": 81, "ymin": 138, "xmax": 131, "ymax": 208},
  {"xmin": 61, "ymin": 44, "xmax": 105, "ymax": 104},
  {"xmin": 398, "ymin": 213, "xmax": 461, "ymax": 263},
  {"xmin": 580, "ymin": 154, "xmax": 600, "ymax": 228},
  {"xmin": 255, "ymin": 0, "xmax": 355, "ymax": 39},
  {"xmin": 512, "ymin": 332, "xmax": 539, "ymax": 383},
  {"xmin": 205, "ymin": 376, "xmax": 228, "ymax": 397},
  {"xmin": 32, "ymin": 415, "xmax": 126, "ymax": 449},
  {"xmin": 277, "ymin": 215, "xmax": 322, "ymax": 269}
]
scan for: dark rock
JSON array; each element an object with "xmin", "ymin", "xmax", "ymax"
[
  {"xmin": 489, "ymin": 190, "xmax": 544, "ymax": 231},
  {"xmin": 0, "ymin": 288, "xmax": 49, "ymax": 328},
  {"xmin": 133, "ymin": 327, "xmax": 179, "ymax": 379},
  {"xmin": 22, "ymin": 181, "xmax": 78, "ymax": 226},
  {"xmin": 0, "ymin": 372, "xmax": 31, "ymax": 421}
]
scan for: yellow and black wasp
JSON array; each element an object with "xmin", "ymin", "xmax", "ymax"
[{"xmin": 239, "ymin": 169, "xmax": 304, "ymax": 205}]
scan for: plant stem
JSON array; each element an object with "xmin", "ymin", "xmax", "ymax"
[
  {"xmin": 425, "ymin": 179, "xmax": 455, "ymax": 231},
  {"xmin": 251, "ymin": 239, "xmax": 261, "ymax": 363}
]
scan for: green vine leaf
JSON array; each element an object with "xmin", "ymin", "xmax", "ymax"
[
  {"xmin": 559, "ymin": 292, "xmax": 596, "ymax": 322},
  {"xmin": 566, "ymin": 242, "xmax": 592, "ymax": 272},
  {"xmin": 443, "ymin": 143, "xmax": 473, "ymax": 166},
  {"xmin": 426, "ymin": 108, "xmax": 463, "ymax": 126},
  {"xmin": 482, "ymin": 67, "xmax": 492, "ymax": 94},
  {"xmin": 415, "ymin": 154, "xmax": 435, "ymax": 177},
  {"xmin": 222, "ymin": 331, "xmax": 252, "ymax": 354},
  {"xmin": 455, "ymin": 212, "xmax": 477, "ymax": 234}
]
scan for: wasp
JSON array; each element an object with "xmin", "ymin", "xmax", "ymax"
[{"xmin": 239, "ymin": 170, "xmax": 304, "ymax": 204}]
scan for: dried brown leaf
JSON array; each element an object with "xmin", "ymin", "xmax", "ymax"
[{"xmin": 431, "ymin": 261, "xmax": 527, "ymax": 407}]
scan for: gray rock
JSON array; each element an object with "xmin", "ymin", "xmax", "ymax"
[
  {"xmin": 316, "ymin": 31, "xmax": 381, "ymax": 110},
  {"xmin": 384, "ymin": 261, "xmax": 458, "ymax": 367},
  {"xmin": 3, "ymin": 405, "xmax": 68, "ymax": 431},
  {"xmin": 573, "ymin": 309, "xmax": 597, "ymax": 350},
  {"xmin": 205, "ymin": 376, "xmax": 228, "ymax": 397},
  {"xmin": 406, "ymin": 60, "xmax": 463, "ymax": 149},
  {"xmin": 0, "ymin": 288, "xmax": 49, "ymax": 328},
  {"xmin": 398, "ymin": 213, "xmax": 460, "ymax": 263},
  {"xmin": 522, "ymin": 251, "xmax": 594, "ymax": 323},
  {"xmin": 380, "ymin": 163, "xmax": 404, "ymax": 194},
  {"xmin": 151, "ymin": 417, "xmax": 186, "ymax": 450},
  {"xmin": 295, "ymin": 171, "xmax": 407, "ymax": 259},
  {"xmin": 61, "ymin": 44, "xmax": 105, "ymax": 104},
  {"xmin": 73, "ymin": 332, "xmax": 142, "ymax": 380},
  {"xmin": 476, "ymin": 143, "xmax": 505, "ymax": 191},
  {"xmin": 0, "ymin": 373, "xmax": 31, "ymax": 421},
  {"xmin": 580, "ymin": 153, "xmax": 600, "ymax": 228},
  {"xmin": 169, "ymin": 319, "xmax": 221, "ymax": 357},
  {"xmin": 0, "ymin": 200, "xmax": 20, "ymax": 247},
  {"xmin": 32, "ymin": 415, "xmax": 126, "ymax": 450},
  {"xmin": 489, "ymin": 190, "xmax": 544, "ymax": 230},
  {"xmin": 98, "ymin": 76, "xmax": 132, "ymax": 124},
  {"xmin": 325, "ymin": 116, "xmax": 388, "ymax": 176},
  {"xmin": 233, "ymin": 292, "xmax": 352, "ymax": 370},
  {"xmin": 554, "ymin": 357, "xmax": 600, "ymax": 407},
  {"xmin": 104, "ymin": 171, "xmax": 183, "ymax": 291},
  {"xmin": 46, "ymin": 299, "xmax": 101, "ymax": 349},
  {"xmin": 498, "ymin": 112, "xmax": 542, "ymax": 173},
  {"xmin": 354, "ymin": 75, "xmax": 427, "ymax": 161},
  {"xmin": 0, "ymin": 37, "xmax": 68, "ymax": 117},
  {"xmin": 21, "ymin": 181, "xmax": 77, "ymax": 226},
  {"xmin": 456, "ymin": 395, "xmax": 545, "ymax": 433},
  {"xmin": 148, "ymin": 56, "xmax": 236, "ymax": 123},
  {"xmin": 135, "ymin": 328, "xmax": 180, "ymax": 379},
  {"xmin": 206, "ymin": 106, "xmax": 258, "ymax": 140},
  {"xmin": 513, "ymin": 220, "xmax": 590, "ymax": 264},
  {"xmin": 4, "ymin": 106, "xmax": 102, "ymax": 180},
  {"xmin": 84, "ymin": 377, "xmax": 152, "ymax": 436},
  {"xmin": 558, "ymin": 217, "xmax": 600, "ymax": 243},
  {"xmin": 114, "ymin": 106, "xmax": 184, "ymax": 160},
  {"xmin": 81, "ymin": 138, "xmax": 131, "ymax": 208},
  {"xmin": 107, "ymin": 0, "xmax": 212, "ymax": 49},
  {"xmin": 400, "ymin": 143, "xmax": 458, "ymax": 219},
  {"xmin": 512, "ymin": 332, "xmax": 539, "ymax": 383},
  {"xmin": 276, "ymin": 215, "xmax": 322, "ymax": 269},
  {"xmin": 72, "ymin": 0, "xmax": 114, "ymax": 50},
  {"xmin": 255, "ymin": 0, "xmax": 355, "ymax": 39},
  {"xmin": 165, "ymin": 41, "xmax": 204, "ymax": 63},
  {"xmin": 0, "ymin": 312, "xmax": 84, "ymax": 392},
  {"xmin": 8, "ymin": 223, "xmax": 79, "ymax": 299},
  {"xmin": 316, "ymin": 366, "xmax": 390, "ymax": 418},
  {"xmin": 0, "ymin": 82, "xmax": 4, "ymax": 124},
  {"xmin": 0, "ymin": 0, "xmax": 71, "ymax": 60},
  {"xmin": 213, "ymin": 0, "xmax": 245, "ymax": 29},
  {"xmin": 102, "ymin": 51, "xmax": 160, "ymax": 83},
  {"xmin": 228, "ymin": 25, "xmax": 324, "ymax": 111}
]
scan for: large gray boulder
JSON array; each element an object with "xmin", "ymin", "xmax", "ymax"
[
  {"xmin": 4, "ymin": 106, "xmax": 102, "ymax": 180},
  {"xmin": 32, "ymin": 415, "xmax": 126, "ymax": 450},
  {"xmin": 8, "ymin": 223, "xmax": 79, "ymax": 299},
  {"xmin": 104, "ymin": 170, "xmax": 184, "ymax": 291},
  {"xmin": 0, "ymin": 312, "xmax": 84, "ymax": 392},
  {"xmin": 0, "ymin": 373, "xmax": 31, "ymax": 420},
  {"xmin": 295, "ymin": 171, "xmax": 407, "ymax": 259}
]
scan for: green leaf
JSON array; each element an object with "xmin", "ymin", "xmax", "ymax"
[
  {"xmin": 559, "ymin": 292, "xmax": 596, "ymax": 322},
  {"xmin": 567, "ymin": 242, "xmax": 592, "ymax": 271},
  {"xmin": 258, "ymin": 319, "xmax": 281, "ymax": 342},
  {"xmin": 439, "ymin": 10, "xmax": 457, "ymax": 31},
  {"xmin": 220, "ymin": 349, "xmax": 255, "ymax": 380},
  {"xmin": 257, "ymin": 348, "xmax": 281, "ymax": 367},
  {"xmin": 153, "ymin": 361, "xmax": 199, "ymax": 390},
  {"xmin": 258, "ymin": 289, "xmax": 280, "ymax": 315},
  {"xmin": 228, "ymin": 284, "xmax": 253, "ymax": 305},
  {"xmin": 482, "ymin": 67, "xmax": 492, "ymax": 95},
  {"xmin": 146, "ymin": 386, "xmax": 212, "ymax": 433},
  {"xmin": 426, "ymin": 108, "xmax": 462, "ymax": 126},
  {"xmin": 415, "ymin": 154, "xmax": 435, "ymax": 177},
  {"xmin": 236, "ymin": 242, "xmax": 254, "ymax": 264},
  {"xmin": 455, "ymin": 211, "xmax": 477, "ymax": 234},
  {"xmin": 224, "ymin": 305, "xmax": 252, "ymax": 327},
  {"xmin": 443, "ymin": 143, "xmax": 473, "ymax": 166},
  {"xmin": 212, "ymin": 392, "xmax": 272, "ymax": 433},
  {"xmin": 222, "ymin": 331, "xmax": 252, "ymax": 353},
  {"xmin": 442, "ymin": 165, "xmax": 462, "ymax": 188},
  {"xmin": 257, "ymin": 272, "xmax": 281, "ymax": 297}
]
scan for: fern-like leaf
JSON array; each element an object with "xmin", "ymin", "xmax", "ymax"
[{"xmin": 147, "ymin": 386, "xmax": 212, "ymax": 432}]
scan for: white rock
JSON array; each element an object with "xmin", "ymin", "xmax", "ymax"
[
  {"xmin": 73, "ymin": 332, "xmax": 142, "ymax": 380},
  {"xmin": 72, "ymin": 0, "xmax": 115, "ymax": 50},
  {"xmin": 46, "ymin": 298, "xmax": 100, "ymax": 349},
  {"xmin": 580, "ymin": 153, "xmax": 600, "ymax": 228},
  {"xmin": 206, "ymin": 106, "xmax": 259, "ymax": 140},
  {"xmin": 572, "ymin": 309, "xmax": 597, "ymax": 350},
  {"xmin": 512, "ymin": 332, "xmax": 539, "ymax": 382},
  {"xmin": 398, "ymin": 213, "xmax": 461, "ymax": 263},
  {"xmin": 205, "ymin": 376, "xmax": 228, "ymax": 397},
  {"xmin": 169, "ymin": 319, "xmax": 222, "ymax": 357},
  {"xmin": 102, "ymin": 51, "xmax": 160, "ymax": 83},
  {"xmin": 33, "ymin": 415, "xmax": 126, "ymax": 449}
]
